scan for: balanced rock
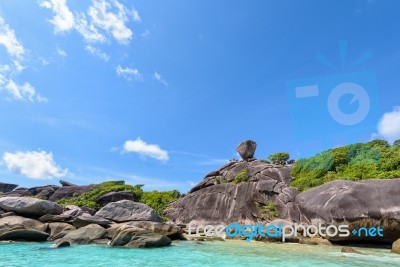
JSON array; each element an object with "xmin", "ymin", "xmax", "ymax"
[
  {"xmin": 0, "ymin": 197, "xmax": 63, "ymax": 217},
  {"xmin": 236, "ymin": 140, "xmax": 257, "ymax": 160},
  {"xmin": 96, "ymin": 200, "xmax": 162, "ymax": 223}
]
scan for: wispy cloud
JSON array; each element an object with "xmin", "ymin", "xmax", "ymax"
[
  {"xmin": 116, "ymin": 65, "xmax": 142, "ymax": 81},
  {"xmin": 3, "ymin": 80, "xmax": 47, "ymax": 102},
  {"xmin": 2, "ymin": 150, "xmax": 68, "ymax": 179},
  {"xmin": 56, "ymin": 46, "xmax": 67, "ymax": 57},
  {"xmin": 39, "ymin": 0, "xmax": 75, "ymax": 33},
  {"xmin": 372, "ymin": 106, "xmax": 400, "ymax": 144},
  {"xmin": 0, "ymin": 16, "xmax": 46, "ymax": 102},
  {"xmin": 85, "ymin": 45, "xmax": 110, "ymax": 61},
  {"xmin": 153, "ymin": 72, "xmax": 168, "ymax": 86},
  {"xmin": 123, "ymin": 137, "xmax": 169, "ymax": 161}
]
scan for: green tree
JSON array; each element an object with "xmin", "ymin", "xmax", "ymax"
[
  {"xmin": 268, "ymin": 152, "xmax": 290, "ymax": 165},
  {"xmin": 394, "ymin": 139, "xmax": 400, "ymax": 147}
]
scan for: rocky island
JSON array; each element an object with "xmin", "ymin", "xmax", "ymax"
[{"xmin": 1, "ymin": 140, "xmax": 400, "ymax": 254}]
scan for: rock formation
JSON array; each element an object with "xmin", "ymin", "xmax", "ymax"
[
  {"xmin": 0, "ymin": 182, "xmax": 18, "ymax": 193},
  {"xmin": 165, "ymin": 141, "xmax": 299, "ymax": 225}
]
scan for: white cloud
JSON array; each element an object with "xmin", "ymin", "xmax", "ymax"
[
  {"xmin": 153, "ymin": 72, "xmax": 168, "ymax": 86},
  {"xmin": 123, "ymin": 137, "xmax": 169, "ymax": 161},
  {"xmin": 0, "ymin": 17, "xmax": 46, "ymax": 102},
  {"xmin": 39, "ymin": 0, "xmax": 75, "ymax": 33},
  {"xmin": 3, "ymin": 80, "xmax": 47, "ymax": 102},
  {"xmin": 88, "ymin": 0, "xmax": 133, "ymax": 44},
  {"xmin": 75, "ymin": 13, "xmax": 106, "ymax": 43},
  {"xmin": 56, "ymin": 47, "xmax": 67, "ymax": 57},
  {"xmin": 85, "ymin": 45, "xmax": 110, "ymax": 61},
  {"xmin": 0, "ymin": 17, "xmax": 25, "ymax": 59},
  {"xmin": 3, "ymin": 150, "xmax": 68, "ymax": 179},
  {"xmin": 116, "ymin": 65, "xmax": 141, "ymax": 80},
  {"xmin": 372, "ymin": 107, "xmax": 400, "ymax": 144}
]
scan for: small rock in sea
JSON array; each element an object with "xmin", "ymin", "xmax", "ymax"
[{"xmin": 341, "ymin": 247, "xmax": 363, "ymax": 254}]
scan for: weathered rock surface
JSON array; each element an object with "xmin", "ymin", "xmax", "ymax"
[
  {"xmin": 49, "ymin": 186, "xmax": 93, "ymax": 202},
  {"xmin": 0, "ymin": 182, "xmax": 18, "ymax": 193},
  {"xmin": 295, "ymin": 179, "xmax": 400, "ymax": 243},
  {"xmin": 0, "ymin": 216, "xmax": 46, "ymax": 234},
  {"xmin": 107, "ymin": 221, "xmax": 180, "ymax": 239},
  {"xmin": 237, "ymin": 140, "xmax": 257, "ymax": 160},
  {"xmin": 59, "ymin": 224, "xmax": 107, "ymax": 244},
  {"xmin": 47, "ymin": 222, "xmax": 76, "ymax": 240},
  {"xmin": 96, "ymin": 200, "xmax": 162, "ymax": 223},
  {"xmin": 110, "ymin": 226, "xmax": 171, "ymax": 248},
  {"xmin": 72, "ymin": 214, "xmax": 112, "ymax": 228},
  {"xmin": 97, "ymin": 191, "xmax": 134, "ymax": 206},
  {"xmin": 392, "ymin": 238, "xmax": 400, "ymax": 254},
  {"xmin": 0, "ymin": 197, "xmax": 63, "ymax": 217},
  {"xmin": 39, "ymin": 214, "xmax": 71, "ymax": 223},
  {"xmin": 166, "ymin": 159, "xmax": 296, "ymax": 225},
  {"xmin": 0, "ymin": 229, "xmax": 49, "ymax": 241}
]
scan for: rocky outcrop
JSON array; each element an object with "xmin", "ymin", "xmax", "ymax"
[
  {"xmin": 295, "ymin": 179, "xmax": 400, "ymax": 243},
  {"xmin": 72, "ymin": 214, "xmax": 112, "ymax": 228},
  {"xmin": 110, "ymin": 226, "xmax": 171, "ymax": 248},
  {"xmin": 0, "ymin": 229, "xmax": 49, "ymax": 241},
  {"xmin": 0, "ymin": 197, "xmax": 63, "ymax": 217},
  {"xmin": 49, "ymin": 186, "xmax": 93, "ymax": 202},
  {"xmin": 166, "ymin": 152, "xmax": 297, "ymax": 225},
  {"xmin": 0, "ymin": 182, "xmax": 18, "ymax": 193},
  {"xmin": 47, "ymin": 222, "xmax": 76, "ymax": 240},
  {"xmin": 0, "ymin": 216, "xmax": 46, "ymax": 235},
  {"xmin": 97, "ymin": 191, "xmax": 134, "ymax": 206},
  {"xmin": 237, "ymin": 140, "xmax": 257, "ymax": 160},
  {"xmin": 59, "ymin": 224, "xmax": 107, "ymax": 244},
  {"xmin": 59, "ymin": 180, "xmax": 77, "ymax": 187},
  {"xmin": 96, "ymin": 200, "xmax": 162, "ymax": 223}
]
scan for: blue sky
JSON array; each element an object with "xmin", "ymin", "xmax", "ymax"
[{"xmin": 0, "ymin": 0, "xmax": 399, "ymax": 192}]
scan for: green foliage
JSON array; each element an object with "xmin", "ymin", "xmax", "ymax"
[
  {"xmin": 140, "ymin": 190, "xmax": 180, "ymax": 221},
  {"xmin": 394, "ymin": 139, "xmax": 400, "ymax": 147},
  {"xmin": 215, "ymin": 176, "xmax": 221, "ymax": 184},
  {"xmin": 233, "ymin": 170, "xmax": 250, "ymax": 184},
  {"xmin": 291, "ymin": 140, "xmax": 400, "ymax": 191},
  {"xmin": 259, "ymin": 201, "xmax": 277, "ymax": 220},
  {"xmin": 56, "ymin": 181, "xmax": 144, "ymax": 210},
  {"xmin": 268, "ymin": 152, "xmax": 290, "ymax": 165}
]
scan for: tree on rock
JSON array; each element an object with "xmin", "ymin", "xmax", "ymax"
[{"xmin": 268, "ymin": 152, "xmax": 290, "ymax": 165}]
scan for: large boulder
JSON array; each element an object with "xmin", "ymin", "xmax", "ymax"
[
  {"xmin": 97, "ymin": 191, "xmax": 134, "ymax": 206},
  {"xmin": 295, "ymin": 179, "xmax": 400, "ymax": 243},
  {"xmin": 110, "ymin": 226, "xmax": 171, "ymax": 248},
  {"xmin": 237, "ymin": 140, "xmax": 257, "ymax": 160},
  {"xmin": 96, "ymin": 200, "xmax": 162, "ymax": 223},
  {"xmin": 47, "ymin": 222, "xmax": 76, "ymax": 240},
  {"xmin": 59, "ymin": 224, "xmax": 107, "ymax": 244},
  {"xmin": 49, "ymin": 186, "xmax": 93, "ymax": 202},
  {"xmin": 0, "ymin": 182, "xmax": 18, "ymax": 193},
  {"xmin": 392, "ymin": 238, "xmax": 400, "ymax": 254},
  {"xmin": 72, "ymin": 214, "xmax": 112, "ymax": 228},
  {"xmin": 0, "ymin": 216, "xmax": 46, "ymax": 234},
  {"xmin": 0, "ymin": 229, "xmax": 49, "ymax": 241},
  {"xmin": 0, "ymin": 197, "xmax": 63, "ymax": 217},
  {"xmin": 107, "ymin": 221, "xmax": 180, "ymax": 239}
]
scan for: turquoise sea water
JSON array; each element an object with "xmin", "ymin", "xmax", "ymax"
[{"xmin": 1, "ymin": 241, "xmax": 400, "ymax": 267}]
